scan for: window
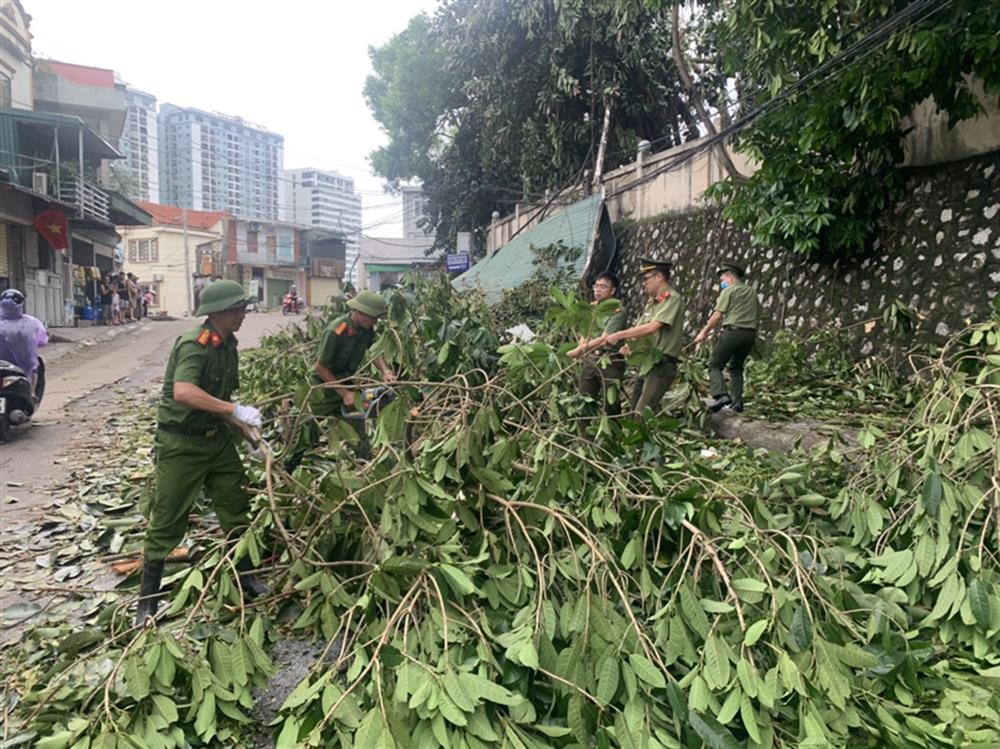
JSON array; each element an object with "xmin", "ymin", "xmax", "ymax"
[
  {"xmin": 0, "ymin": 72, "xmax": 10, "ymax": 108},
  {"xmin": 246, "ymin": 231, "xmax": 258, "ymax": 253},
  {"xmin": 128, "ymin": 238, "xmax": 159, "ymax": 262}
]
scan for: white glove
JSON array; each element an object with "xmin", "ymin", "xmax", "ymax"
[
  {"xmin": 246, "ymin": 444, "xmax": 264, "ymax": 461},
  {"xmin": 231, "ymin": 403, "xmax": 263, "ymax": 428}
]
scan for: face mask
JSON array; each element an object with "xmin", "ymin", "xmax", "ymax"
[{"xmin": 720, "ymin": 281, "xmax": 729, "ymax": 290}]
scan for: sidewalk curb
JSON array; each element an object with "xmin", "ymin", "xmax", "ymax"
[{"xmin": 45, "ymin": 322, "xmax": 155, "ymax": 364}]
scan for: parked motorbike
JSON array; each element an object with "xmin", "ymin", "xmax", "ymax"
[
  {"xmin": 0, "ymin": 357, "xmax": 45, "ymax": 441},
  {"xmin": 282, "ymin": 294, "xmax": 305, "ymax": 315}
]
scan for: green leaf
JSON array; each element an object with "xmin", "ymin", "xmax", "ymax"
[
  {"xmin": 437, "ymin": 563, "xmax": 478, "ymax": 597},
  {"xmin": 438, "ymin": 692, "xmax": 470, "ymax": 727},
  {"xmin": 718, "ymin": 686, "xmax": 742, "ymax": 724},
  {"xmin": 596, "ymin": 657, "xmax": 620, "ymax": 705},
  {"xmin": 275, "ymin": 716, "xmax": 301, "ymax": 749},
  {"xmin": 679, "ymin": 583, "xmax": 710, "ymax": 639},
  {"xmin": 194, "ymin": 691, "xmax": 216, "ymax": 740},
  {"xmin": 124, "ymin": 655, "xmax": 150, "ymax": 701},
  {"xmin": 628, "ymin": 653, "xmax": 666, "ymax": 689},
  {"xmin": 704, "ymin": 635, "xmax": 732, "ymax": 690},
  {"xmin": 354, "ymin": 708, "xmax": 390, "ymax": 748},
  {"xmin": 740, "ymin": 694, "xmax": 762, "ymax": 744},
  {"xmin": 921, "ymin": 472, "xmax": 942, "ymax": 516},
  {"xmin": 151, "ymin": 694, "xmax": 179, "ymax": 724},
  {"xmin": 442, "ymin": 671, "xmax": 476, "ymax": 713},
  {"xmin": 689, "ymin": 710, "xmax": 742, "ymax": 749},
  {"xmin": 518, "ymin": 640, "xmax": 540, "ymax": 670},
  {"xmin": 567, "ymin": 695, "xmax": 588, "ymax": 743},
  {"xmin": 968, "ymin": 579, "xmax": 996, "ymax": 628},
  {"xmin": 462, "ymin": 672, "xmax": 520, "ymax": 706},
  {"xmin": 744, "ymin": 619, "xmax": 768, "ymax": 647},
  {"xmin": 789, "ymin": 607, "xmax": 813, "ymax": 651},
  {"xmin": 35, "ymin": 733, "xmax": 73, "ymax": 749}
]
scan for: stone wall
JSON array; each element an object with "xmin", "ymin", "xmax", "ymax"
[{"xmin": 610, "ymin": 151, "xmax": 1000, "ymax": 356}]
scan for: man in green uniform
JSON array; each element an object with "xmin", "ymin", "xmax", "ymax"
[
  {"xmin": 605, "ymin": 258, "xmax": 686, "ymax": 415},
  {"xmin": 137, "ymin": 280, "xmax": 266, "ymax": 625},
  {"xmin": 568, "ymin": 272, "xmax": 628, "ymax": 414},
  {"xmin": 693, "ymin": 263, "xmax": 761, "ymax": 413},
  {"xmin": 288, "ymin": 290, "xmax": 394, "ymax": 467}
]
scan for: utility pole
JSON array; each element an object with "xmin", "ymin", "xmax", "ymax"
[{"xmin": 182, "ymin": 207, "xmax": 192, "ymax": 316}]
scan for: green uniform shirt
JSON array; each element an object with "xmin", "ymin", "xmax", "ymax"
[
  {"xmin": 311, "ymin": 312, "xmax": 376, "ymax": 386},
  {"xmin": 715, "ymin": 283, "xmax": 761, "ymax": 329},
  {"xmin": 637, "ymin": 286, "xmax": 685, "ymax": 359},
  {"xmin": 603, "ymin": 306, "xmax": 628, "ymax": 336},
  {"xmin": 157, "ymin": 324, "xmax": 239, "ymax": 429}
]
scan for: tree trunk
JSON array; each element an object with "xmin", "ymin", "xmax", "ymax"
[{"xmin": 670, "ymin": 5, "xmax": 745, "ymax": 180}]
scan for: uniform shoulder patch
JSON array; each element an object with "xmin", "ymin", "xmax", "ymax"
[
  {"xmin": 196, "ymin": 329, "xmax": 212, "ymax": 346},
  {"xmin": 334, "ymin": 321, "xmax": 349, "ymax": 336},
  {"xmin": 656, "ymin": 291, "xmax": 671, "ymax": 303}
]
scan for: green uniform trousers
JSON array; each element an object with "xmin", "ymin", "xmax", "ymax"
[
  {"xmin": 578, "ymin": 355, "xmax": 626, "ymax": 415},
  {"xmin": 709, "ymin": 328, "xmax": 756, "ymax": 403},
  {"xmin": 631, "ymin": 357, "xmax": 678, "ymax": 415},
  {"xmin": 144, "ymin": 428, "xmax": 251, "ymax": 562}
]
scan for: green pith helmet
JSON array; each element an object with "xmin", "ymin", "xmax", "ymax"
[
  {"xmin": 195, "ymin": 280, "xmax": 256, "ymax": 316},
  {"xmin": 347, "ymin": 290, "xmax": 388, "ymax": 318}
]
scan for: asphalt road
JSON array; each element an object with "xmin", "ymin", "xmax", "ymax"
[{"xmin": 0, "ymin": 311, "xmax": 301, "ymax": 530}]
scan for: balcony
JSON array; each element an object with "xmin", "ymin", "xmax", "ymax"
[{"xmin": 59, "ymin": 176, "xmax": 111, "ymax": 222}]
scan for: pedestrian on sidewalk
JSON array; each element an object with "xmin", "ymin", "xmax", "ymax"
[
  {"xmin": 110, "ymin": 281, "xmax": 122, "ymax": 326},
  {"xmin": 694, "ymin": 263, "xmax": 761, "ymax": 413},
  {"xmin": 127, "ymin": 273, "xmax": 141, "ymax": 319},
  {"xmin": 116, "ymin": 272, "xmax": 132, "ymax": 322},
  {"xmin": 136, "ymin": 279, "xmax": 268, "ymax": 625},
  {"xmin": 99, "ymin": 276, "xmax": 114, "ymax": 326},
  {"xmin": 568, "ymin": 272, "xmax": 628, "ymax": 414},
  {"xmin": 605, "ymin": 258, "xmax": 686, "ymax": 416}
]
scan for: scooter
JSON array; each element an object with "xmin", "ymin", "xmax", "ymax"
[
  {"xmin": 282, "ymin": 294, "xmax": 305, "ymax": 315},
  {"xmin": 0, "ymin": 357, "xmax": 45, "ymax": 441}
]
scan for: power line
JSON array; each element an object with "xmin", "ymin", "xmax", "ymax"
[{"xmin": 605, "ymin": 0, "xmax": 954, "ymax": 199}]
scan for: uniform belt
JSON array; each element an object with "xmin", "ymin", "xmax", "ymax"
[
  {"xmin": 158, "ymin": 422, "xmax": 221, "ymax": 438},
  {"xmin": 723, "ymin": 325, "xmax": 756, "ymax": 332}
]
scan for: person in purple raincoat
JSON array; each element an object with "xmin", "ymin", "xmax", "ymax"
[{"xmin": 0, "ymin": 289, "xmax": 48, "ymax": 396}]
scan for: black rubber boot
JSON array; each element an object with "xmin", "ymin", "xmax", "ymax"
[
  {"xmin": 235, "ymin": 557, "xmax": 271, "ymax": 600},
  {"xmin": 709, "ymin": 394, "xmax": 732, "ymax": 413},
  {"xmin": 135, "ymin": 559, "xmax": 164, "ymax": 626}
]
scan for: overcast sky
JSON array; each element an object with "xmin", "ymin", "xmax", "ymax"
[{"xmin": 24, "ymin": 0, "xmax": 438, "ymax": 236}]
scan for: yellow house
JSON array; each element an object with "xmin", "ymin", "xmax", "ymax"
[{"xmin": 119, "ymin": 202, "xmax": 229, "ymax": 317}]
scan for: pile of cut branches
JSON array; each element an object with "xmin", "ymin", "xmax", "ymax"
[{"xmin": 1, "ymin": 279, "xmax": 997, "ymax": 749}]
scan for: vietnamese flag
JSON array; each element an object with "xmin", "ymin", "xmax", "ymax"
[{"xmin": 33, "ymin": 208, "xmax": 70, "ymax": 251}]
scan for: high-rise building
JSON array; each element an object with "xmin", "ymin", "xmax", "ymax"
[
  {"xmin": 285, "ymin": 168, "xmax": 362, "ymax": 283},
  {"xmin": 400, "ymin": 184, "xmax": 431, "ymax": 239},
  {"xmin": 120, "ymin": 87, "xmax": 159, "ymax": 202},
  {"xmin": 159, "ymin": 104, "xmax": 284, "ymax": 221}
]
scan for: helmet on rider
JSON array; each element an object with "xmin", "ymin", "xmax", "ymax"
[{"xmin": 1, "ymin": 289, "xmax": 25, "ymax": 305}]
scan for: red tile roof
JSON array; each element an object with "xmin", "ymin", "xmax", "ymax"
[
  {"xmin": 136, "ymin": 201, "xmax": 230, "ymax": 231},
  {"xmin": 42, "ymin": 60, "xmax": 117, "ymax": 88}
]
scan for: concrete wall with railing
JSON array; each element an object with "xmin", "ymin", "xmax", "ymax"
[{"xmin": 486, "ymin": 80, "xmax": 1000, "ymax": 252}]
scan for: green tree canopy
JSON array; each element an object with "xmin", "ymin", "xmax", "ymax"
[
  {"xmin": 364, "ymin": 0, "xmax": 713, "ymax": 249},
  {"xmin": 702, "ymin": 0, "xmax": 1000, "ymax": 255}
]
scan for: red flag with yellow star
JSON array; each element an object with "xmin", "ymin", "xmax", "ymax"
[{"xmin": 33, "ymin": 208, "xmax": 70, "ymax": 251}]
